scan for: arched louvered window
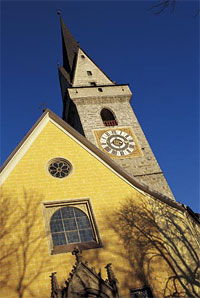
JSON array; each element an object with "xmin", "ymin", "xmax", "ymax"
[
  {"xmin": 50, "ymin": 207, "xmax": 94, "ymax": 246},
  {"xmin": 101, "ymin": 108, "xmax": 118, "ymax": 126}
]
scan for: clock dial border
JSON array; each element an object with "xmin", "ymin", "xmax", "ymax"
[
  {"xmin": 93, "ymin": 127, "xmax": 143, "ymax": 159},
  {"xmin": 100, "ymin": 130, "xmax": 135, "ymax": 156}
]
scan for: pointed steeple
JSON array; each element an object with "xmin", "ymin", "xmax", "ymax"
[
  {"xmin": 58, "ymin": 13, "xmax": 114, "ymax": 87},
  {"xmin": 58, "ymin": 12, "xmax": 79, "ymax": 84}
]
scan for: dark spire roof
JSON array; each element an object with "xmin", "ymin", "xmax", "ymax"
[
  {"xmin": 57, "ymin": 13, "xmax": 114, "ymax": 87},
  {"xmin": 59, "ymin": 15, "xmax": 79, "ymax": 84}
]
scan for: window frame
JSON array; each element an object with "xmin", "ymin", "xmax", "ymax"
[
  {"xmin": 100, "ymin": 108, "xmax": 118, "ymax": 127},
  {"xmin": 47, "ymin": 157, "xmax": 73, "ymax": 179},
  {"xmin": 42, "ymin": 199, "xmax": 102, "ymax": 255}
]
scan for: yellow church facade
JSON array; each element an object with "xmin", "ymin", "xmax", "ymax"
[
  {"xmin": 1, "ymin": 14, "xmax": 200, "ymax": 298},
  {"xmin": 1, "ymin": 110, "xmax": 199, "ymax": 298}
]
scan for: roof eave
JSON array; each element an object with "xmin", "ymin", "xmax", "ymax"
[{"xmin": 0, "ymin": 108, "xmax": 186, "ymax": 213}]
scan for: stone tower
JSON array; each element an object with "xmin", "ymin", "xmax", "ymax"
[{"xmin": 58, "ymin": 15, "xmax": 174, "ymax": 200}]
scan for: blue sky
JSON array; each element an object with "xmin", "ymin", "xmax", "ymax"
[{"xmin": 1, "ymin": 1, "xmax": 199, "ymax": 212}]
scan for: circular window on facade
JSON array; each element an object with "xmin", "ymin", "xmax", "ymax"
[{"xmin": 48, "ymin": 158, "xmax": 72, "ymax": 178}]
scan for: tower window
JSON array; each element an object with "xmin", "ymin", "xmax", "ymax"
[
  {"xmin": 101, "ymin": 108, "xmax": 118, "ymax": 127},
  {"xmin": 43, "ymin": 199, "xmax": 102, "ymax": 254},
  {"xmin": 81, "ymin": 55, "xmax": 85, "ymax": 59},
  {"xmin": 98, "ymin": 88, "xmax": 103, "ymax": 92},
  {"xmin": 90, "ymin": 82, "xmax": 96, "ymax": 86},
  {"xmin": 87, "ymin": 71, "xmax": 92, "ymax": 76}
]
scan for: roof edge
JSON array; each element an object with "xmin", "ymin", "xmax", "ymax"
[
  {"xmin": 47, "ymin": 110, "xmax": 185, "ymax": 212},
  {"xmin": 0, "ymin": 110, "xmax": 50, "ymax": 173},
  {"xmin": 0, "ymin": 108, "xmax": 186, "ymax": 214}
]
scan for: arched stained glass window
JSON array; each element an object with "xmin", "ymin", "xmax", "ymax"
[
  {"xmin": 101, "ymin": 108, "xmax": 118, "ymax": 126},
  {"xmin": 50, "ymin": 207, "xmax": 94, "ymax": 246}
]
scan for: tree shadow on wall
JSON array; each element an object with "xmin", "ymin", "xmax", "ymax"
[
  {"xmin": 51, "ymin": 246, "xmax": 120, "ymax": 298},
  {"xmin": 107, "ymin": 198, "xmax": 200, "ymax": 298},
  {"xmin": 0, "ymin": 189, "xmax": 48, "ymax": 298}
]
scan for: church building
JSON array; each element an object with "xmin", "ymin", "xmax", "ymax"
[{"xmin": 0, "ymin": 13, "xmax": 199, "ymax": 298}]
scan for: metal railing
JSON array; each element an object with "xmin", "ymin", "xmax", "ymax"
[{"xmin": 103, "ymin": 120, "xmax": 118, "ymax": 126}]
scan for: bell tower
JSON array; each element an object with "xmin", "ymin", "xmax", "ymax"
[{"xmin": 58, "ymin": 14, "xmax": 174, "ymax": 200}]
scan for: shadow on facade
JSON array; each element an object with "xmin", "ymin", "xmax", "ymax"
[
  {"xmin": 49, "ymin": 198, "xmax": 200, "ymax": 297},
  {"xmin": 50, "ymin": 246, "xmax": 120, "ymax": 298},
  {"xmin": 0, "ymin": 189, "xmax": 47, "ymax": 298},
  {"xmin": 107, "ymin": 198, "xmax": 200, "ymax": 297}
]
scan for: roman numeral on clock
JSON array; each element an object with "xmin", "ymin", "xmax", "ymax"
[
  {"xmin": 104, "ymin": 146, "xmax": 111, "ymax": 152},
  {"xmin": 111, "ymin": 150, "xmax": 117, "ymax": 155}
]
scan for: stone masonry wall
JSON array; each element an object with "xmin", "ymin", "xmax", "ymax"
[{"xmin": 67, "ymin": 85, "xmax": 175, "ymax": 200}]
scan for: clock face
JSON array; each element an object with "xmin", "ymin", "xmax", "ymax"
[{"xmin": 100, "ymin": 130, "xmax": 135, "ymax": 156}]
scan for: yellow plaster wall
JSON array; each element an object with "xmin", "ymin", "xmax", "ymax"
[{"xmin": 0, "ymin": 121, "xmax": 192, "ymax": 297}]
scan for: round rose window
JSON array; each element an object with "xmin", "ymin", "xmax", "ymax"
[{"xmin": 48, "ymin": 158, "xmax": 72, "ymax": 178}]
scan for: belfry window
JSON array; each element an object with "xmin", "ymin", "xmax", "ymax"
[{"xmin": 101, "ymin": 108, "xmax": 118, "ymax": 126}]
